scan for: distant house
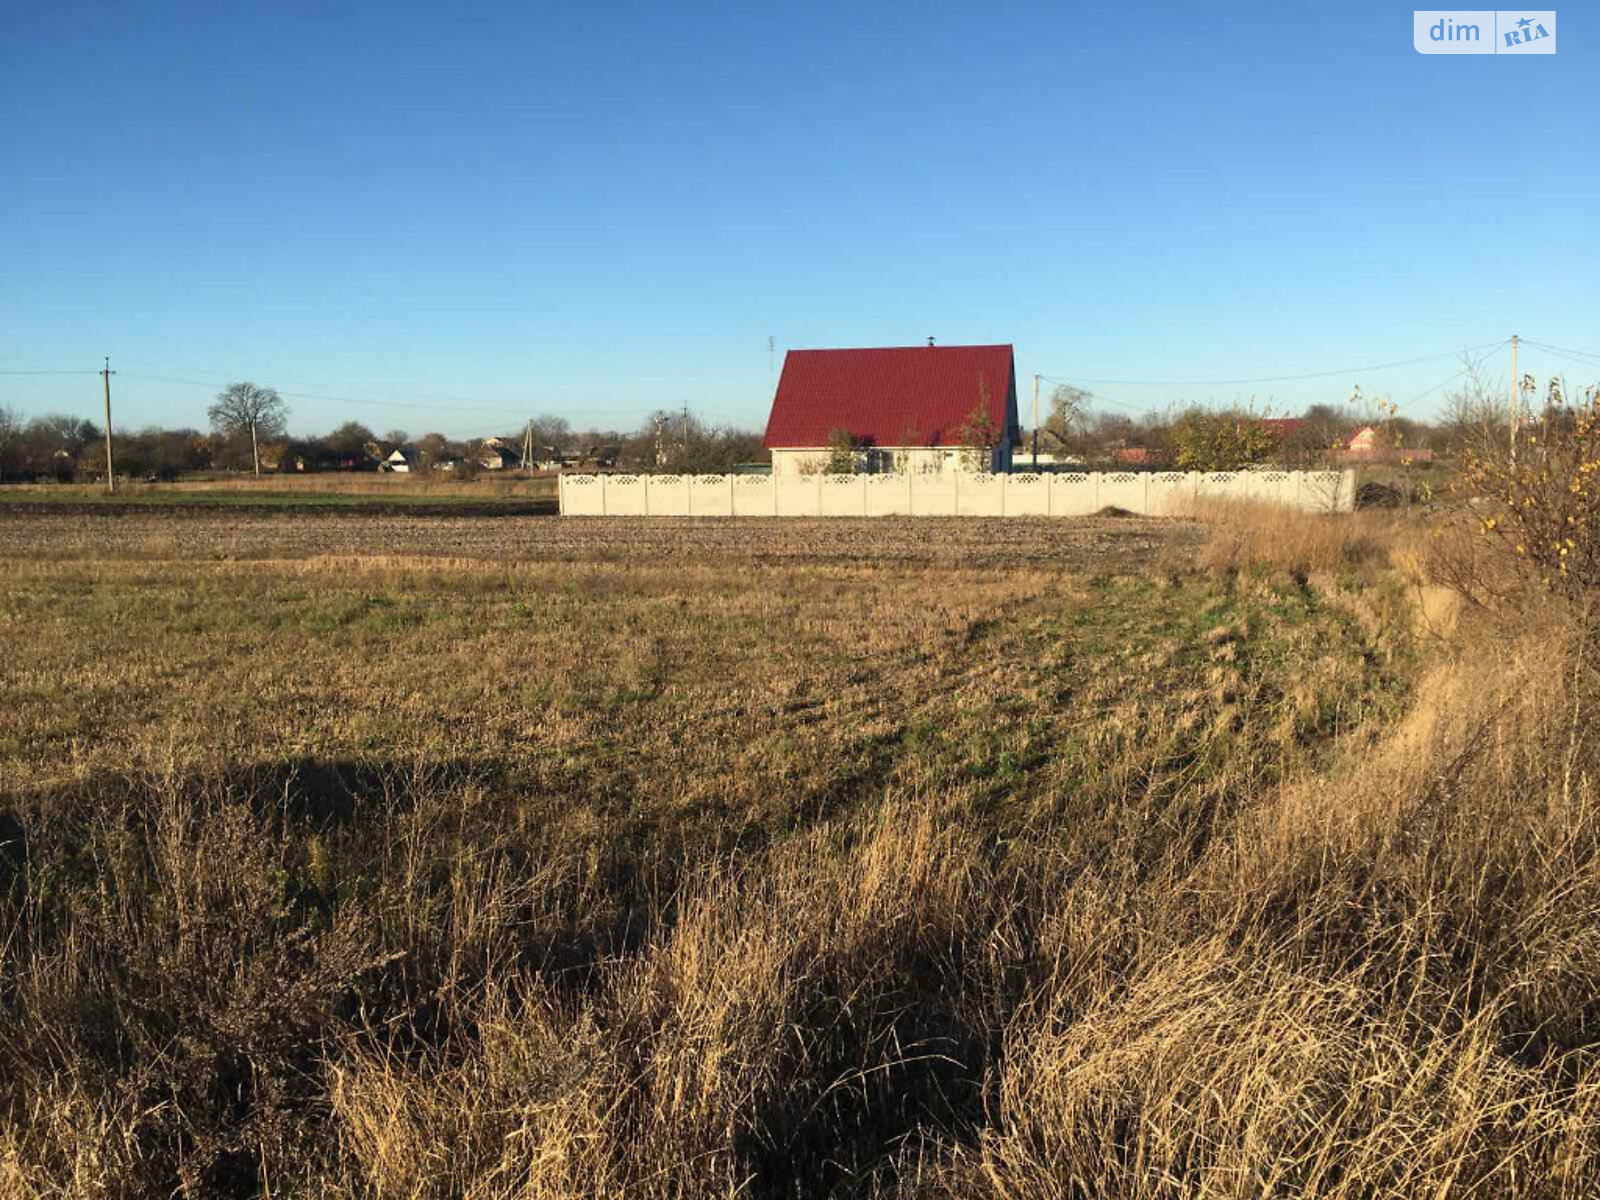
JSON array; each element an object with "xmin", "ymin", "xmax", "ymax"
[
  {"xmin": 1114, "ymin": 447, "xmax": 1167, "ymax": 467},
  {"xmin": 381, "ymin": 449, "xmax": 415, "ymax": 473},
  {"xmin": 762, "ymin": 343, "xmax": 1021, "ymax": 476},
  {"xmin": 1341, "ymin": 425, "xmax": 1433, "ymax": 464},
  {"xmin": 1346, "ymin": 426, "xmax": 1382, "ymax": 459},
  {"xmin": 478, "ymin": 437, "xmax": 522, "ymax": 471}
]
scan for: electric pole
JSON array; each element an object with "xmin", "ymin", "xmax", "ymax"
[
  {"xmin": 100, "ymin": 356, "xmax": 116, "ymax": 494},
  {"xmin": 1031, "ymin": 374, "xmax": 1040, "ymax": 470},
  {"xmin": 1509, "ymin": 334, "xmax": 1519, "ymax": 462}
]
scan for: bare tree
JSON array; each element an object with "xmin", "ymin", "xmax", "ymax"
[
  {"xmin": 529, "ymin": 414, "xmax": 571, "ymax": 451},
  {"xmin": 0, "ymin": 405, "xmax": 19, "ymax": 479},
  {"xmin": 1440, "ymin": 361, "xmax": 1509, "ymax": 461},
  {"xmin": 1042, "ymin": 385, "xmax": 1091, "ymax": 452},
  {"xmin": 209, "ymin": 383, "xmax": 288, "ymax": 476}
]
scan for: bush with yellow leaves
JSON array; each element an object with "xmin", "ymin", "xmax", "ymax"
[{"xmin": 1461, "ymin": 384, "xmax": 1600, "ymax": 607}]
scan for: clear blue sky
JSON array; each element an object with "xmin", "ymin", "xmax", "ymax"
[{"xmin": 2, "ymin": 2, "xmax": 1594, "ymax": 438}]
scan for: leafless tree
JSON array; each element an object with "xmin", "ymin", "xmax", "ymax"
[
  {"xmin": 0, "ymin": 405, "xmax": 20, "ymax": 479},
  {"xmin": 1042, "ymin": 385, "xmax": 1090, "ymax": 451},
  {"xmin": 1440, "ymin": 361, "xmax": 1510, "ymax": 460},
  {"xmin": 208, "ymin": 383, "xmax": 288, "ymax": 476}
]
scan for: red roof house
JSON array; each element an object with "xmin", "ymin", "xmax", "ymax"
[
  {"xmin": 763, "ymin": 344, "xmax": 1021, "ymax": 475},
  {"xmin": 1114, "ymin": 447, "xmax": 1167, "ymax": 466}
]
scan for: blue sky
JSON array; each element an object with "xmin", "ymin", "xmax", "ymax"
[{"xmin": 2, "ymin": 2, "xmax": 1593, "ymax": 438}]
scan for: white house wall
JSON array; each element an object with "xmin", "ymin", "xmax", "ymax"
[
  {"xmin": 559, "ymin": 470, "xmax": 1356, "ymax": 517},
  {"xmin": 771, "ymin": 445, "xmax": 1009, "ymax": 477}
]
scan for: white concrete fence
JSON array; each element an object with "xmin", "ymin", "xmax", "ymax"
[{"xmin": 558, "ymin": 469, "xmax": 1356, "ymax": 517}]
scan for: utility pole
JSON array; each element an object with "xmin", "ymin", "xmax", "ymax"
[
  {"xmin": 100, "ymin": 356, "xmax": 116, "ymax": 494},
  {"xmin": 1509, "ymin": 334, "xmax": 1519, "ymax": 463},
  {"xmin": 1031, "ymin": 374, "xmax": 1040, "ymax": 470}
]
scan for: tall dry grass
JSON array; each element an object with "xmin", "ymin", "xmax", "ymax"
[
  {"xmin": 1185, "ymin": 497, "xmax": 1404, "ymax": 577},
  {"xmin": 3, "ymin": 509, "xmax": 1599, "ymax": 1196}
]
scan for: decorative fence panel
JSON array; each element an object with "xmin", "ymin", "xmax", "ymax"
[
  {"xmin": 819, "ymin": 475, "xmax": 864, "ymax": 516},
  {"xmin": 1148, "ymin": 472, "xmax": 1195, "ymax": 516},
  {"xmin": 1049, "ymin": 474, "xmax": 1099, "ymax": 516},
  {"xmin": 1003, "ymin": 474, "xmax": 1051, "ymax": 516},
  {"xmin": 560, "ymin": 470, "xmax": 1354, "ymax": 517},
  {"xmin": 1096, "ymin": 472, "xmax": 1148, "ymax": 512},
  {"xmin": 863, "ymin": 474, "xmax": 913, "ymax": 516},
  {"xmin": 732, "ymin": 473, "xmax": 777, "ymax": 516},
  {"xmin": 558, "ymin": 471, "xmax": 605, "ymax": 515},
  {"xmin": 688, "ymin": 474, "xmax": 734, "ymax": 516},
  {"xmin": 645, "ymin": 475, "xmax": 691, "ymax": 516},
  {"xmin": 956, "ymin": 473, "xmax": 1006, "ymax": 517},
  {"xmin": 603, "ymin": 473, "xmax": 647, "ymax": 515}
]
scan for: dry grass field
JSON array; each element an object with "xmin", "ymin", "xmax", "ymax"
[
  {"xmin": 2, "ymin": 505, "xmax": 1598, "ymax": 1197},
  {"xmin": 0, "ymin": 473, "xmax": 559, "ymax": 503},
  {"xmin": 0, "ymin": 509, "xmax": 1192, "ymax": 566}
]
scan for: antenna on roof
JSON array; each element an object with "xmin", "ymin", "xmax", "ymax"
[{"xmin": 927, "ymin": 336, "xmax": 936, "ymax": 347}]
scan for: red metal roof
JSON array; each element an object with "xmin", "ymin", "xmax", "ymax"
[{"xmin": 762, "ymin": 344, "xmax": 1019, "ymax": 449}]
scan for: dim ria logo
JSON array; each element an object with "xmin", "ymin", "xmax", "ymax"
[{"xmin": 1414, "ymin": 11, "xmax": 1555, "ymax": 53}]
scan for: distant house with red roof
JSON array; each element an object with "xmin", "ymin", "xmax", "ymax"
[
  {"xmin": 763, "ymin": 344, "xmax": 1021, "ymax": 476},
  {"xmin": 1341, "ymin": 425, "xmax": 1433, "ymax": 464},
  {"xmin": 1114, "ymin": 446, "xmax": 1167, "ymax": 467}
]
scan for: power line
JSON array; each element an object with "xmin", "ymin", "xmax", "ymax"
[
  {"xmin": 1036, "ymin": 377, "xmax": 1148, "ymax": 411},
  {"xmin": 1401, "ymin": 366, "xmax": 1473, "ymax": 406},
  {"xmin": 1521, "ymin": 339, "xmax": 1600, "ymax": 371},
  {"xmin": 1040, "ymin": 339, "xmax": 1508, "ymax": 388},
  {"xmin": 0, "ymin": 369, "xmax": 99, "ymax": 376},
  {"xmin": 118, "ymin": 358, "xmax": 505, "ymax": 411},
  {"xmin": 118, "ymin": 370, "xmax": 530, "ymax": 421}
]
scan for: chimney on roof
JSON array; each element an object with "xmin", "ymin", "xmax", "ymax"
[{"xmin": 927, "ymin": 336, "xmax": 936, "ymax": 346}]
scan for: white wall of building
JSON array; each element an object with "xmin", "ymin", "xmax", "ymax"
[{"xmin": 770, "ymin": 444, "xmax": 1011, "ymax": 478}]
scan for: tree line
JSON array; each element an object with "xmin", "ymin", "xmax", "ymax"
[
  {"xmin": 0, "ymin": 384, "xmax": 771, "ymax": 482},
  {"xmin": 1023, "ymin": 382, "xmax": 1520, "ymax": 471},
  {"xmin": 2, "ymin": 372, "xmax": 1571, "ymax": 483}
]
